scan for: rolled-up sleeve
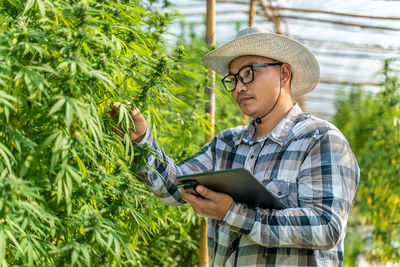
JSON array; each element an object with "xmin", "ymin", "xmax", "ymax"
[{"xmin": 138, "ymin": 127, "xmax": 216, "ymax": 206}]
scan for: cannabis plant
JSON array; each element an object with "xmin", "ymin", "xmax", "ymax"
[
  {"xmin": 334, "ymin": 59, "xmax": 400, "ymax": 264},
  {"xmin": 0, "ymin": 0, "xmax": 191, "ymax": 265}
]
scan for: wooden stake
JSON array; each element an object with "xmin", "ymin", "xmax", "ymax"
[
  {"xmin": 249, "ymin": 0, "xmax": 257, "ymax": 27},
  {"xmin": 206, "ymin": 0, "xmax": 216, "ymax": 46},
  {"xmin": 205, "ymin": 0, "xmax": 216, "ymax": 142},
  {"xmin": 199, "ymin": 219, "xmax": 209, "ymax": 267},
  {"xmin": 200, "ymin": 1, "xmax": 215, "ymax": 266}
]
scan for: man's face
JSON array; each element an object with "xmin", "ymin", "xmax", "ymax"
[{"xmin": 229, "ymin": 55, "xmax": 284, "ymax": 119}]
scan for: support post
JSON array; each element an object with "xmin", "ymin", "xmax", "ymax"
[
  {"xmin": 249, "ymin": 0, "xmax": 257, "ymax": 27},
  {"xmin": 200, "ymin": 1, "xmax": 216, "ymax": 266}
]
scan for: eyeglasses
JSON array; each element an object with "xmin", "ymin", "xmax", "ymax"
[{"xmin": 221, "ymin": 62, "xmax": 282, "ymax": 92}]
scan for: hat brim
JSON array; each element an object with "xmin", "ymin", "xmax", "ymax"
[{"xmin": 201, "ymin": 32, "xmax": 320, "ymax": 97}]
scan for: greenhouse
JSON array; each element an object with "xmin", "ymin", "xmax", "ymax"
[{"xmin": 0, "ymin": 0, "xmax": 399, "ymax": 266}]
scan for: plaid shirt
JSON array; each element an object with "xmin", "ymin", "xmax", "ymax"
[{"xmin": 139, "ymin": 104, "xmax": 359, "ymax": 267}]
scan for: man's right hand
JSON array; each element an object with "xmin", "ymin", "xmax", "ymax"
[{"xmin": 109, "ymin": 102, "xmax": 147, "ymax": 143}]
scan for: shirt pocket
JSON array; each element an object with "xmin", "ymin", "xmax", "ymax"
[{"xmin": 262, "ymin": 179, "xmax": 299, "ymax": 208}]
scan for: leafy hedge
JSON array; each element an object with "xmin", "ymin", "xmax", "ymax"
[
  {"xmin": 334, "ymin": 60, "xmax": 400, "ymax": 264},
  {"xmin": 0, "ymin": 0, "xmax": 197, "ymax": 265}
]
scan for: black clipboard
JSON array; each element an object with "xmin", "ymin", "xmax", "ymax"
[{"xmin": 177, "ymin": 168, "xmax": 287, "ymax": 209}]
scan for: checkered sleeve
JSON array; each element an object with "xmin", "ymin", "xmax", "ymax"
[
  {"xmin": 138, "ymin": 127, "xmax": 215, "ymax": 206},
  {"xmin": 221, "ymin": 130, "xmax": 359, "ymax": 249}
]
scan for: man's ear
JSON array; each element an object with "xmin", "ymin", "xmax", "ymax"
[{"xmin": 281, "ymin": 63, "xmax": 292, "ymax": 88}]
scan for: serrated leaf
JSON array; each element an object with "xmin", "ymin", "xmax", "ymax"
[
  {"xmin": 0, "ymin": 142, "xmax": 14, "ymax": 173},
  {"xmin": 27, "ymin": 239, "xmax": 33, "ymax": 267},
  {"xmin": 49, "ymin": 97, "xmax": 66, "ymax": 115},
  {"xmin": 71, "ymin": 249, "xmax": 79, "ymax": 266},
  {"xmin": 87, "ymin": 118, "xmax": 100, "ymax": 148},
  {"xmin": 37, "ymin": 0, "xmax": 45, "ymax": 16},
  {"xmin": 114, "ymin": 237, "xmax": 120, "ymax": 265},
  {"xmin": 74, "ymin": 154, "xmax": 87, "ymax": 178},
  {"xmin": 39, "ymin": 131, "xmax": 60, "ymax": 150},
  {"xmin": 0, "ymin": 229, "xmax": 6, "ymax": 263},
  {"xmin": 57, "ymin": 61, "xmax": 70, "ymax": 70},
  {"xmin": 23, "ymin": 0, "xmax": 36, "ymax": 14},
  {"xmin": 55, "ymin": 169, "xmax": 65, "ymax": 203},
  {"xmin": 71, "ymin": 61, "xmax": 76, "ymax": 76},
  {"xmin": 81, "ymin": 247, "xmax": 90, "ymax": 266},
  {"xmin": 5, "ymin": 229, "xmax": 23, "ymax": 254},
  {"xmin": 65, "ymin": 100, "xmax": 72, "ymax": 128},
  {"xmin": 20, "ymin": 155, "xmax": 34, "ymax": 177}
]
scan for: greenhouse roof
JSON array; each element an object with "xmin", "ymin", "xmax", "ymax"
[{"xmin": 168, "ymin": 0, "xmax": 400, "ymax": 119}]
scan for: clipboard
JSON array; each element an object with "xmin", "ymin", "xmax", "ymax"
[{"xmin": 177, "ymin": 168, "xmax": 287, "ymax": 209}]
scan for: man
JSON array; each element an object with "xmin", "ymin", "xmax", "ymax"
[{"xmin": 111, "ymin": 26, "xmax": 359, "ymax": 266}]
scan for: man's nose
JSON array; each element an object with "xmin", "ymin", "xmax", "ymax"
[{"xmin": 235, "ymin": 78, "xmax": 248, "ymax": 92}]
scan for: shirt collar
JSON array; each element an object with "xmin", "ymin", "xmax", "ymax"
[{"xmin": 233, "ymin": 104, "xmax": 303, "ymax": 146}]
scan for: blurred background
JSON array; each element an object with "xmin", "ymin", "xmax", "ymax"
[
  {"xmin": 167, "ymin": 0, "xmax": 400, "ymax": 119},
  {"xmin": 163, "ymin": 1, "xmax": 400, "ymax": 266}
]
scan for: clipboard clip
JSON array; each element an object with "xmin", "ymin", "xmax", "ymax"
[{"xmin": 176, "ymin": 180, "xmax": 203, "ymax": 198}]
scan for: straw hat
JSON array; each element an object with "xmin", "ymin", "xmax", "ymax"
[{"xmin": 201, "ymin": 26, "xmax": 320, "ymax": 96}]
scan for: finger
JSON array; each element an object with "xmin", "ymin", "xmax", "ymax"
[
  {"xmin": 122, "ymin": 101, "xmax": 136, "ymax": 114},
  {"xmin": 195, "ymin": 185, "xmax": 219, "ymax": 201},
  {"xmin": 110, "ymin": 102, "xmax": 120, "ymax": 110},
  {"xmin": 182, "ymin": 189, "xmax": 205, "ymax": 204},
  {"xmin": 181, "ymin": 189, "xmax": 196, "ymax": 203},
  {"xmin": 121, "ymin": 102, "xmax": 140, "ymax": 120},
  {"xmin": 130, "ymin": 107, "xmax": 140, "ymax": 117}
]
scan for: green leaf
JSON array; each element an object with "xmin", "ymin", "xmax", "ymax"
[
  {"xmin": 114, "ymin": 236, "xmax": 120, "ymax": 266},
  {"xmin": 71, "ymin": 61, "xmax": 76, "ymax": 76},
  {"xmin": 0, "ymin": 90, "xmax": 17, "ymax": 109},
  {"xmin": 20, "ymin": 155, "xmax": 34, "ymax": 177},
  {"xmin": 49, "ymin": 97, "xmax": 66, "ymax": 115},
  {"xmin": 55, "ymin": 169, "xmax": 65, "ymax": 204},
  {"xmin": 37, "ymin": 0, "xmax": 45, "ymax": 16},
  {"xmin": 0, "ymin": 142, "xmax": 14, "ymax": 173},
  {"xmin": 27, "ymin": 239, "xmax": 34, "ymax": 267},
  {"xmin": 0, "ymin": 228, "xmax": 6, "ymax": 264},
  {"xmin": 5, "ymin": 229, "xmax": 24, "ymax": 255},
  {"xmin": 65, "ymin": 100, "xmax": 73, "ymax": 129},
  {"xmin": 23, "ymin": 0, "xmax": 36, "ymax": 14},
  {"xmin": 71, "ymin": 249, "xmax": 79, "ymax": 266}
]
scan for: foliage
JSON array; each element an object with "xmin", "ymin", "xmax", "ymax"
[
  {"xmin": 131, "ymin": 21, "xmax": 243, "ymax": 267},
  {"xmin": 334, "ymin": 59, "xmax": 400, "ymax": 264},
  {"xmin": 156, "ymin": 22, "xmax": 242, "ymax": 159},
  {"xmin": 0, "ymin": 0, "xmax": 204, "ymax": 265}
]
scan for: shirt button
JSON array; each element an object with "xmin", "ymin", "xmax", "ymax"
[
  {"xmin": 278, "ymin": 191, "xmax": 282, "ymax": 196},
  {"xmin": 250, "ymin": 155, "xmax": 254, "ymax": 159}
]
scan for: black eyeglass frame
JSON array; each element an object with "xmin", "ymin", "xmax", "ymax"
[{"xmin": 221, "ymin": 62, "xmax": 283, "ymax": 92}]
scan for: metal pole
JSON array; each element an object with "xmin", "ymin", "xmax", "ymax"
[{"xmin": 200, "ymin": 1, "xmax": 215, "ymax": 266}]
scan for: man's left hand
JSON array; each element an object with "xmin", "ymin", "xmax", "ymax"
[{"xmin": 182, "ymin": 185, "xmax": 234, "ymax": 221}]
